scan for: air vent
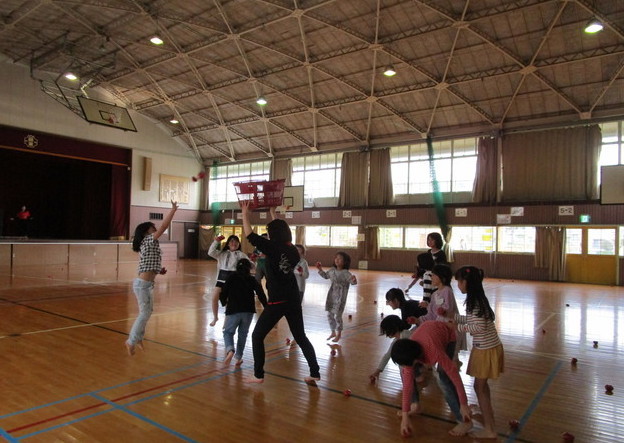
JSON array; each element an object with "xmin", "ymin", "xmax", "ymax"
[{"xmin": 149, "ymin": 212, "xmax": 164, "ymax": 220}]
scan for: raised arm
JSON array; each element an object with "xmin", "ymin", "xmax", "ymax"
[
  {"xmin": 153, "ymin": 201, "xmax": 178, "ymax": 240},
  {"xmin": 241, "ymin": 200, "xmax": 253, "ymax": 238}
]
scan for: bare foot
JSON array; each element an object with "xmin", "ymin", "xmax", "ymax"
[
  {"xmin": 209, "ymin": 318, "xmax": 218, "ymax": 327},
  {"xmin": 224, "ymin": 350, "xmax": 234, "ymax": 365},
  {"xmin": 304, "ymin": 376, "xmax": 320, "ymax": 386},
  {"xmin": 125, "ymin": 342, "xmax": 135, "ymax": 356},
  {"xmin": 396, "ymin": 402, "xmax": 421, "ymax": 417},
  {"xmin": 468, "ymin": 429, "xmax": 498, "ymax": 439},
  {"xmin": 449, "ymin": 421, "xmax": 472, "ymax": 437},
  {"xmin": 332, "ymin": 332, "xmax": 341, "ymax": 342},
  {"xmin": 326, "ymin": 332, "xmax": 336, "ymax": 340},
  {"xmin": 245, "ymin": 376, "xmax": 264, "ymax": 384},
  {"xmin": 235, "ymin": 359, "xmax": 244, "ymax": 366}
]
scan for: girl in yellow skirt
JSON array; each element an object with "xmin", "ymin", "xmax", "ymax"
[{"xmin": 453, "ymin": 266, "xmax": 504, "ymax": 439}]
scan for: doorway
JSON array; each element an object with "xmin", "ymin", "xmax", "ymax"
[{"xmin": 565, "ymin": 227, "xmax": 618, "ymax": 285}]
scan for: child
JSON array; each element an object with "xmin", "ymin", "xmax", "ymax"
[
  {"xmin": 251, "ymin": 234, "xmax": 268, "ymax": 286},
  {"xmin": 405, "ymin": 252, "xmax": 435, "ymax": 301},
  {"xmin": 219, "ymin": 259, "xmax": 268, "ymax": 366},
  {"xmin": 418, "ymin": 264, "xmax": 465, "ymax": 366},
  {"xmin": 427, "ymin": 232, "xmax": 447, "ymax": 265},
  {"xmin": 453, "ymin": 266, "xmax": 504, "ymax": 439},
  {"xmin": 385, "ymin": 288, "xmax": 427, "ymax": 326},
  {"xmin": 125, "ymin": 200, "xmax": 178, "ymax": 356},
  {"xmin": 293, "ymin": 244, "xmax": 309, "ymax": 302},
  {"xmin": 391, "ymin": 322, "xmax": 472, "ymax": 438},
  {"xmin": 207, "ymin": 234, "xmax": 250, "ymax": 326},
  {"xmin": 369, "ymin": 315, "xmax": 413, "ymax": 383},
  {"xmin": 241, "ymin": 202, "xmax": 320, "ymax": 384},
  {"xmin": 316, "ymin": 252, "xmax": 357, "ymax": 342}
]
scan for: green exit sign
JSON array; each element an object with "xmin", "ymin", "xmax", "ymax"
[{"xmin": 579, "ymin": 214, "xmax": 591, "ymax": 223}]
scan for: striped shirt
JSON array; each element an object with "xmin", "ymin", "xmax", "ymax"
[
  {"xmin": 456, "ymin": 309, "xmax": 501, "ymax": 350},
  {"xmin": 138, "ymin": 234, "xmax": 161, "ymax": 273}
]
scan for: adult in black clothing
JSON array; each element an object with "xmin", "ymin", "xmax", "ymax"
[
  {"xmin": 385, "ymin": 288, "xmax": 427, "ymax": 325},
  {"xmin": 219, "ymin": 259, "xmax": 268, "ymax": 366},
  {"xmin": 241, "ymin": 201, "xmax": 321, "ymax": 384}
]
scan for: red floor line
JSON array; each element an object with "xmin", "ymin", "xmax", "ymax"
[{"xmin": 6, "ymin": 366, "xmax": 225, "ymax": 434}]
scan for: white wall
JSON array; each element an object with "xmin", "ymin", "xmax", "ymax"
[{"xmin": 0, "ymin": 58, "xmax": 202, "ymax": 210}]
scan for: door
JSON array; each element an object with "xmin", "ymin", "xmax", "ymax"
[
  {"xmin": 565, "ymin": 227, "xmax": 617, "ymax": 285},
  {"xmin": 184, "ymin": 222, "xmax": 199, "ymax": 258}
]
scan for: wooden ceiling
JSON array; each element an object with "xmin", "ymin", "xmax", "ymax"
[{"xmin": 0, "ymin": 0, "xmax": 623, "ymax": 164}]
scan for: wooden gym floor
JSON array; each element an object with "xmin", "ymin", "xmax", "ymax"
[{"xmin": 0, "ymin": 259, "xmax": 622, "ymax": 442}]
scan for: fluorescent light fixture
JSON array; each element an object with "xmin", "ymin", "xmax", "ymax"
[
  {"xmin": 170, "ymin": 118, "xmax": 179, "ymax": 124},
  {"xmin": 256, "ymin": 97, "xmax": 267, "ymax": 106},
  {"xmin": 584, "ymin": 19, "xmax": 604, "ymax": 34},
  {"xmin": 150, "ymin": 36, "xmax": 164, "ymax": 45},
  {"xmin": 64, "ymin": 72, "xmax": 78, "ymax": 81},
  {"xmin": 383, "ymin": 65, "xmax": 397, "ymax": 77}
]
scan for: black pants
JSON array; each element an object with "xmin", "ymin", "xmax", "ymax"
[{"xmin": 252, "ymin": 301, "xmax": 320, "ymax": 379}]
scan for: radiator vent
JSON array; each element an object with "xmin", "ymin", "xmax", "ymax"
[{"xmin": 149, "ymin": 212, "xmax": 164, "ymax": 220}]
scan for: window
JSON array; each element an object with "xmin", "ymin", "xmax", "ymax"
[
  {"xmin": 292, "ymin": 153, "xmax": 342, "ymax": 199},
  {"xmin": 306, "ymin": 225, "xmax": 357, "ymax": 247},
  {"xmin": 405, "ymin": 227, "xmax": 441, "ymax": 249},
  {"xmin": 498, "ymin": 227, "xmax": 535, "ymax": 253},
  {"xmin": 390, "ymin": 137, "xmax": 477, "ymax": 195},
  {"xmin": 379, "ymin": 227, "xmax": 440, "ymax": 249},
  {"xmin": 599, "ymin": 121, "xmax": 621, "ymax": 168},
  {"xmin": 449, "ymin": 226, "xmax": 495, "ymax": 252},
  {"xmin": 587, "ymin": 228, "xmax": 615, "ymax": 255},
  {"xmin": 330, "ymin": 226, "xmax": 358, "ymax": 247},
  {"xmin": 208, "ymin": 161, "xmax": 271, "ymax": 204},
  {"xmin": 565, "ymin": 228, "xmax": 582, "ymax": 254},
  {"xmin": 379, "ymin": 227, "xmax": 404, "ymax": 248}
]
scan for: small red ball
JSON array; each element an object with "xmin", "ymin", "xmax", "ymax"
[
  {"xmin": 508, "ymin": 419, "xmax": 520, "ymax": 430},
  {"xmin": 330, "ymin": 350, "xmax": 336, "ymax": 356},
  {"xmin": 285, "ymin": 338, "xmax": 291, "ymax": 345},
  {"xmin": 561, "ymin": 432, "xmax": 575, "ymax": 442},
  {"xmin": 343, "ymin": 389, "xmax": 351, "ymax": 397}
]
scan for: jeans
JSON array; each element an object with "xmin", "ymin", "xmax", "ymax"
[
  {"xmin": 223, "ymin": 312, "xmax": 254, "ymax": 360},
  {"xmin": 252, "ymin": 302, "xmax": 320, "ymax": 379},
  {"xmin": 437, "ymin": 341, "xmax": 462, "ymax": 422},
  {"xmin": 128, "ymin": 278, "xmax": 154, "ymax": 345}
]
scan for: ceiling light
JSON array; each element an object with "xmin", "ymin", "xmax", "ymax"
[
  {"xmin": 256, "ymin": 97, "xmax": 267, "ymax": 106},
  {"xmin": 150, "ymin": 36, "xmax": 164, "ymax": 45},
  {"xmin": 584, "ymin": 19, "xmax": 604, "ymax": 34},
  {"xmin": 383, "ymin": 66, "xmax": 397, "ymax": 77},
  {"xmin": 170, "ymin": 118, "xmax": 179, "ymax": 124},
  {"xmin": 64, "ymin": 72, "xmax": 78, "ymax": 81}
]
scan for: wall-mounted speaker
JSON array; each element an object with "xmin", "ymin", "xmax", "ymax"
[{"xmin": 143, "ymin": 157, "xmax": 152, "ymax": 191}]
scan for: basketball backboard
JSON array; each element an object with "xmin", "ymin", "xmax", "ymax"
[{"xmin": 277, "ymin": 185, "xmax": 304, "ymax": 212}]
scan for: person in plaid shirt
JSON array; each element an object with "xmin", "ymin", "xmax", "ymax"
[{"xmin": 125, "ymin": 200, "xmax": 178, "ymax": 356}]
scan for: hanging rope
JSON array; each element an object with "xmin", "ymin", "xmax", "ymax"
[{"xmin": 426, "ymin": 135, "xmax": 450, "ymax": 240}]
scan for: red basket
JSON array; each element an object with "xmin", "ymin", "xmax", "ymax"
[{"xmin": 233, "ymin": 179, "xmax": 285, "ymax": 209}]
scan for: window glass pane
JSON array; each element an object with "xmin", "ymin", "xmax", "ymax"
[
  {"xmin": 587, "ymin": 229, "xmax": 615, "ymax": 255},
  {"xmin": 306, "ymin": 226, "xmax": 330, "ymax": 246},
  {"xmin": 409, "ymin": 161, "xmax": 432, "ymax": 194},
  {"xmin": 620, "ymin": 227, "xmax": 624, "ymax": 257},
  {"xmin": 600, "ymin": 121, "xmax": 619, "ymax": 143},
  {"xmin": 498, "ymin": 227, "xmax": 536, "ymax": 253},
  {"xmin": 432, "ymin": 158, "xmax": 451, "ymax": 192},
  {"xmin": 449, "ymin": 226, "xmax": 495, "ymax": 252},
  {"xmin": 305, "ymin": 169, "xmax": 337, "ymax": 198},
  {"xmin": 565, "ymin": 228, "xmax": 583, "ymax": 254},
  {"xmin": 331, "ymin": 226, "xmax": 358, "ymax": 247},
  {"xmin": 410, "ymin": 143, "xmax": 429, "ymax": 161},
  {"xmin": 453, "ymin": 138, "xmax": 477, "ymax": 156},
  {"xmin": 405, "ymin": 227, "xmax": 438, "ymax": 249},
  {"xmin": 292, "ymin": 157, "xmax": 305, "ymax": 171},
  {"xmin": 599, "ymin": 144, "xmax": 619, "ymax": 167},
  {"xmin": 432, "ymin": 140, "xmax": 452, "ymax": 158},
  {"xmin": 306, "ymin": 155, "xmax": 320, "ymax": 170},
  {"xmin": 379, "ymin": 227, "xmax": 404, "ymax": 248},
  {"xmin": 391, "ymin": 163, "xmax": 408, "ymax": 194},
  {"xmin": 291, "ymin": 171, "xmax": 304, "ymax": 186},
  {"xmin": 391, "ymin": 145, "xmax": 409, "ymax": 162},
  {"xmin": 452, "ymin": 156, "xmax": 477, "ymax": 192}
]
